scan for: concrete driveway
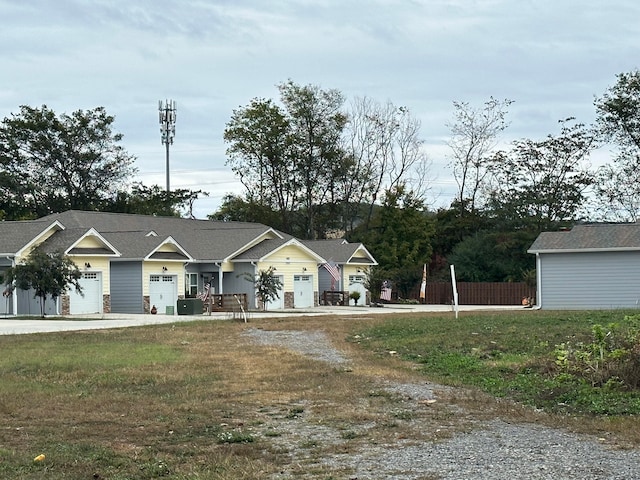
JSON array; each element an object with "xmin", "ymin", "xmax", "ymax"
[{"xmin": 0, "ymin": 304, "xmax": 524, "ymax": 336}]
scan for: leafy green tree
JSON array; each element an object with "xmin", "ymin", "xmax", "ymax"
[
  {"xmin": 4, "ymin": 248, "xmax": 82, "ymax": 318},
  {"xmin": 447, "ymin": 231, "xmax": 536, "ymax": 282},
  {"xmin": 221, "ymin": 81, "xmax": 431, "ymax": 239},
  {"xmin": 106, "ymin": 183, "xmax": 207, "ymax": 218},
  {"xmin": 279, "ymin": 80, "xmax": 348, "ymax": 239},
  {"xmin": 0, "ymin": 105, "xmax": 136, "ymax": 219},
  {"xmin": 350, "ymin": 184, "xmax": 434, "ymax": 298},
  {"xmin": 245, "ymin": 267, "xmax": 283, "ymax": 310},
  {"xmin": 593, "ymin": 70, "xmax": 640, "ymax": 221},
  {"xmin": 363, "ymin": 266, "xmax": 387, "ymax": 304},
  {"xmin": 224, "ymin": 98, "xmax": 297, "ymax": 232},
  {"xmin": 487, "ymin": 118, "xmax": 595, "ymax": 233},
  {"xmin": 224, "ymin": 81, "xmax": 347, "ymax": 239}
]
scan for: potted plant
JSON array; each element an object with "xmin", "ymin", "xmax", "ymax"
[{"xmin": 349, "ymin": 291, "xmax": 361, "ymax": 306}]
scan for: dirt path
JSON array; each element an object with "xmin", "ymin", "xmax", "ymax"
[{"xmin": 244, "ymin": 328, "xmax": 640, "ymax": 480}]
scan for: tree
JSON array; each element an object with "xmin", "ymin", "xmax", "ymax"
[
  {"xmin": 245, "ymin": 267, "xmax": 283, "ymax": 310},
  {"xmin": 345, "ymin": 97, "xmax": 430, "ymax": 231},
  {"xmin": 221, "ymin": 81, "xmax": 431, "ymax": 239},
  {"xmin": 592, "ymin": 162, "xmax": 640, "ymax": 222},
  {"xmin": 0, "ymin": 105, "xmax": 136, "ymax": 219},
  {"xmin": 447, "ymin": 97, "xmax": 512, "ymax": 215},
  {"xmin": 278, "ymin": 80, "xmax": 348, "ymax": 239},
  {"xmin": 349, "ymin": 184, "xmax": 434, "ymax": 298},
  {"xmin": 4, "ymin": 248, "xmax": 82, "ymax": 318},
  {"xmin": 447, "ymin": 230, "xmax": 535, "ymax": 282},
  {"xmin": 224, "ymin": 98, "xmax": 297, "ymax": 232},
  {"xmin": 106, "ymin": 183, "xmax": 207, "ymax": 218},
  {"xmin": 593, "ymin": 70, "xmax": 640, "ymax": 221},
  {"xmin": 487, "ymin": 118, "xmax": 595, "ymax": 233}
]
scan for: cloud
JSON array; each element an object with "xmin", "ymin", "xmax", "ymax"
[{"xmin": 1, "ymin": 0, "xmax": 640, "ymax": 218}]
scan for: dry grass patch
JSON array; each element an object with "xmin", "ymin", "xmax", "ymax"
[{"xmin": 1, "ymin": 311, "xmax": 638, "ymax": 479}]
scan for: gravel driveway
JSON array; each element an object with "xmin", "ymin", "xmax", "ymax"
[{"xmin": 244, "ymin": 328, "xmax": 640, "ymax": 479}]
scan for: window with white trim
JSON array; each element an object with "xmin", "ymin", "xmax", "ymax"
[{"xmin": 185, "ymin": 273, "xmax": 198, "ymax": 297}]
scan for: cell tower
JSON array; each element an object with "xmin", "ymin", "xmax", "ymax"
[{"xmin": 158, "ymin": 99, "xmax": 176, "ymax": 191}]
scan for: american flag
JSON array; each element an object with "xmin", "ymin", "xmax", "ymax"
[
  {"xmin": 380, "ymin": 280, "xmax": 392, "ymax": 301},
  {"xmin": 323, "ymin": 261, "xmax": 341, "ymax": 282},
  {"xmin": 197, "ymin": 283, "xmax": 211, "ymax": 302}
]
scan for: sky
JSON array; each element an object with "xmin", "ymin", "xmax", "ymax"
[{"xmin": 1, "ymin": 0, "xmax": 639, "ymax": 218}]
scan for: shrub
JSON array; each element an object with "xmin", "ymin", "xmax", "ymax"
[{"xmin": 553, "ymin": 318, "xmax": 640, "ymax": 389}]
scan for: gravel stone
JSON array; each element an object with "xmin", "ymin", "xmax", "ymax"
[{"xmin": 245, "ymin": 328, "xmax": 640, "ymax": 479}]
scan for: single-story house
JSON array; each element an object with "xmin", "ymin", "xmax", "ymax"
[
  {"xmin": 0, "ymin": 210, "xmax": 377, "ymax": 316},
  {"xmin": 303, "ymin": 239, "xmax": 377, "ymax": 306},
  {"xmin": 528, "ymin": 223, "xmax": 640, "ymax": 310}
]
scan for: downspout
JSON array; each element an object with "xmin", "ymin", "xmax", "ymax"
[
  {"xmin": 251, "ymin": 261, "xmax": 258, "ymax": 309},
  {"xmin": 6, "ymin": 256, "xmax": 17, "ymax": 316},
  {"xmin": 215, "ymin": 262, "xmax": 222, "ymax": 295},
  {"xmin": 532, "ymin": 253, "xmax": 542, "ymax": 310}
]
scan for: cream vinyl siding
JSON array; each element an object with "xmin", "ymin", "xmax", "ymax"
[{"xmin": 70, "ymin": 257, "xmax": 111, "ymax": 295}]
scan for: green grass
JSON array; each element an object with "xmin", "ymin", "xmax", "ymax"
[
  {"xmin": 352, "ymin": 310, "xmax": 640, "ymax": 415},
  {"xmin": 1, "ymin": 311, "xmax": 640, "ymax": 479}
]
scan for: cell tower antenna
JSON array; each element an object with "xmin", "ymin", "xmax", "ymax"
[{"xmin": 158, "ymin": 99, "xmax": 177, "ymax": 191}]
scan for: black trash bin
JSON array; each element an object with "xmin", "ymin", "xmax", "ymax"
[{"xmin": 177, "ymin": 298, "xmax": 203, "ymax": 315}]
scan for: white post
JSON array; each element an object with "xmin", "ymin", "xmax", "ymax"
[{"xmin": 450, "ymin": 265, "xmax": 459, "ymax": 319}]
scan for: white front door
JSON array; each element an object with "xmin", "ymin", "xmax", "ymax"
[
  {"xmin": 70, "ymin": 272, "xmax": 102, "ymax": 314},
  {"xmin": 293, "ymin": 275, "xmax": 313, "ymax": 308},
  {"xmin": 149, "ymin": 275, "xmax": 177, "ymax": 314}
]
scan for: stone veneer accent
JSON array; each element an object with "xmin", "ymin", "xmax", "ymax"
[
  {"xmin": 143, "ymin": 295, "xmax": 150, "ymax": 314},
  {"xmin": 61, "ymin": 295, "xmax": 70, "ymax": 316},
  {"xmin": 284, "ymin": 291, "xmax": 294, "ymax": 309},
  {"xmin": 102, "ymin": 294, "xmax": 111, "ymax": 313}
]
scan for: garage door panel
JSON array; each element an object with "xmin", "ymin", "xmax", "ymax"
[
  {"xmin": 265, "ymin": 275, "xmax": 284, "ymax": 310},
  {"xmin": 70, "ymin": 272, "xmax": 102, "ymax": 314},
  {"xmin": 348, "ymin": 275, "xmax": 367, "ymax": 306},
  {"xmin": 149, "ymin": 275, "xmax": 177, "ymax": 314},
  {"xmin": 293, "ymin": 275, "xmax": 313, "ymax": 308}
]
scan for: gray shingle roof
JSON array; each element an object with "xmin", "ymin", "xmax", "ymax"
[
  {"xmin": 528, "ymin": 223, "xmax": 640, "ymax": 253},
  {"xmin": 302, "ymin": 239, "xmax": 375, "ymax": 264},
  {"xmin": 37, "ymin": 210, "xmax": 275, "ymax": 261},
  {"xmin": 0, "ymin": 218, "xmax": 58, "ymax": 255}
]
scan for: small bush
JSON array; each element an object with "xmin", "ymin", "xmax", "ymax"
[{"xmin": 552, "ymin": 320, "xmax": 640, "ymax": 389}]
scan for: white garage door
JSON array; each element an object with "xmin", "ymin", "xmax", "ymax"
[
  {"xmin": 348, "ymin": 275, "xmax": 367, "ymax": 306},
  {"xmin": 70, "ymin": 272, "xmax": 102, "ymax": 314},
  {"xmin": 149, "ymin": 275, "xmax": 177, "ymax": 314},
  {"xmin": 265, "ymin": 275, "xmax": 284, "ymax": 310},
  {"xmin": 293, "ymin": 275, "xmax": 314, "ymax": 308}
]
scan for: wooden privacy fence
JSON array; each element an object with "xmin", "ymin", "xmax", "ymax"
[{"xmin": 423, "ymin": 282, "xmax": 534, "ymax": 306}]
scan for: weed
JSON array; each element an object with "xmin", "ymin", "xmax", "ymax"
[{"xmin": 217, "ymin": 430, "xmax": 255, "ymax": 444}]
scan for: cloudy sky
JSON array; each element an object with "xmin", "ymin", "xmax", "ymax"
[{"xmin": 2, "ymin": 0, "xmax": 639, "ymax": 218}]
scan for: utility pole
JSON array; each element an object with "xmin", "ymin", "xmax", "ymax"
[{"xmin": 158, "ymin": 99, "xmax": 176, "ymax": 191}]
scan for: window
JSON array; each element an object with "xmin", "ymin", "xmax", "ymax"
[{"xmin": 185, "ymin": 273, "xmax": 198, "ymax": 297}]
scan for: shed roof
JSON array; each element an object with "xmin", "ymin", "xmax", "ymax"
[{"xmin": 528, "ymin": 223, "xmax": 640, "ymax": 253}]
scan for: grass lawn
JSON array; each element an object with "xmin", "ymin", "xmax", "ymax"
[{"xmin": 1, "ymin": 310, "xmax": 639, "ymax": 478}]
